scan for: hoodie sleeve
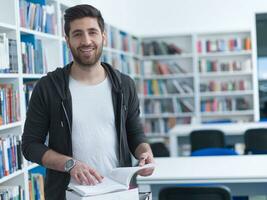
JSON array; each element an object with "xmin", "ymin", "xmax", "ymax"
[
  {"xmin": 22, "ymin": 80, "xmax": 50, "ymax": 165},
  {"xmin": 125, "ymin": 77, "xmax": 148, "ymax": 154}
]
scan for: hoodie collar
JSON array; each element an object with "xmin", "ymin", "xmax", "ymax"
[{"xmin": 48, "ymin": 62, "xmax": 122, "ymax": 100}]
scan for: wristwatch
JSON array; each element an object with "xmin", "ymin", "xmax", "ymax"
[{"xmin": 64, "ymin": 159, "xmax": 76, "ymax": 173}]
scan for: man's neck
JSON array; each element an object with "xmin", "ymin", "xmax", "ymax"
[{"xmin": 70, "ymin": 61, "xmax": 106, "ymax": 85}]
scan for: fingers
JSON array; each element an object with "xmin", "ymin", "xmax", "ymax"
[
  {"xmin": 70, "ymin": 161, "xmax": 103, "ymax": 185},
  {"xmin": 89, "ymin": 168, "xmax": 103, "ymax": 183},
  {"xmin": 83, "ymin": 170, "xmax": 98, "ymax": 185},
  {"xmin": 139, "ymin": 152, "xmax": 155, "ymax": 166},
  {"xmin": 138, "ymin": 167, "xmax": 155, "ymax": 176},
  {"xmin": 138, "ymin": 153, "xmax": 148, "ymax": 166}
]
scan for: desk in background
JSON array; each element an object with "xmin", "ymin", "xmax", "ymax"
[
  {"xmin": 169, "ymin": 122, "xmax": 267, "ymax": 156},
  {"xmin": 137, "ymin": 156, "xmax": 267, "ymax": 200}
]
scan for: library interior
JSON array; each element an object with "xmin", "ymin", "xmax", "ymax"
[{"xmin": 1, "ymin": 0, "xmax": 267, "ymax": 199}]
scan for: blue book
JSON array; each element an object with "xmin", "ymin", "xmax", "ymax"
[
  {"xmin": 21, "ymin": 34, "xmax": 36, "ymax": 46},
  {"xmin": 27, "ymin": 0, "xmax": 46, "ymax": 6},
  {"xmin": 0, "ymin": 144, "xmax": 4, "ymax": 178},
  {"xmin": 7, "ymin": 138, "xmax": 12, "ymax": 173},
  {"xmin": 34, "ymin": 4, "xmax": 40, "ymax": 31}
]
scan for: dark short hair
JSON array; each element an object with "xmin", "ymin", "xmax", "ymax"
[{"xmin": 64, "ymin": 4, "xmax": 105, "ymax": 37}]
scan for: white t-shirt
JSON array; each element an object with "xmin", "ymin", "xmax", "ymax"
[{"xmin": 69, "ymin": 76, "xmax": 119, "ymax": 180}]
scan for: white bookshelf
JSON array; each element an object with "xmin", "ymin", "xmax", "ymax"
[
  {"xmin": 0, "ymin": 0, "xmax": 145, "ymax": 198},
  {"xmin": 197, "ymin": 31, "xmax": 255, "ymax": 124},
  {"xmin": 139, "ymin": 30, "xmax": 258, "ymax": 153},
  {"xmin": 140, "ymin": 34, "xmax": 196, "ymax": 140},
  {"xmin": 0, "ymin": 0, "xmax": 68, "ymax": 198},
  {"xmin": 0, "ymin": 0, "xmax": 260, "ymax": 198}
]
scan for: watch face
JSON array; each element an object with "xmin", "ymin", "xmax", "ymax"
[
  {"xmin": 65, "ymin": 159, "xmax": 75, "ymax": 172},
  {"xmin": 66, "ymin": 159, "xmax": 74, "ymax": 168}
]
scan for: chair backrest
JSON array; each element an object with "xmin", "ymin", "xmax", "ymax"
[
  {"xmin": 159, "ymin": 186, "xmax": 232, "ymax": 200},
  {"xmin": 191, "ymin": 147, "xmax": 238, "ymax": 156},
  {"xmin": 150, "ymin": 142, "xmax": 170, "ymax": 157},
  {"xmin": 244, "ymin": 128, "xmax": 267, "ymax": 154},
  {"xmin": 190, "ymin": 129, "xmax": 225, "ymax": 153}
]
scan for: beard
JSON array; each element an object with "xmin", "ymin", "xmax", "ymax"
[{"xmin": 69, "ymin": 42, "xmax": 104, "ymax": 68}]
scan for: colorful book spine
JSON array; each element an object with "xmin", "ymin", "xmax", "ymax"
[{"xmin": 19, "ymin": 0, "xmax": 57, "ymax": 34}]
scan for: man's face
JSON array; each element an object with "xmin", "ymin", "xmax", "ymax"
[{"xmin": 66, "ymin": 17, "xmax": 106, "ymax": 67}]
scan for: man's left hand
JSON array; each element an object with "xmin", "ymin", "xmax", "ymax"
[{"xmin": 138, "ymin": 152, "xmax": 155, "ymax": 176}]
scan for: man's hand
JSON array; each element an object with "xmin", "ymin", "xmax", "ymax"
[
  {"xmin": 138, "ymin": 151, "xmax": 155, "ymax": 176},
  {"xmin": 70, "ymin": 160, "xmax": 103, "ymax": 185}
]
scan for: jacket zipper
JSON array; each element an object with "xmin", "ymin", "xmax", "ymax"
[
  {"xmin": 61, "ymin": 101, "xmax": 71, "ymax": 135},
  {"xmin": 122, "ymin": 92, "xmax": 126, "ymax": 112}
]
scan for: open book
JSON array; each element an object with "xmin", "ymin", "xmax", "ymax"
[{"xmin": 68, "ymin": 163, "xmax": 155, "ymax": 197}]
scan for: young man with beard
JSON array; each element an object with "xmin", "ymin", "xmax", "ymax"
[{"xmin": 22, "ymin": 4, "xmax": 154, "ymax": 200}]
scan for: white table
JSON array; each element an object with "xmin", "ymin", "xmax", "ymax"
[
  {"xmin": 169, "ymin": 122, "xmax": 267, "ymax": 156},
  {"xmin": 137, "ymin": 156, "xmax": 267, "ymax": 200}
]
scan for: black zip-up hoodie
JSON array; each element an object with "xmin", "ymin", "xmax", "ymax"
[{"xmin": 22, "ymin": 62, "xmax": 147, "ymax": 200}]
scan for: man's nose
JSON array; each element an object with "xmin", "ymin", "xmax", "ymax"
[{"xmin": 81, "ymin": 33, "xmax": 92, "ymax": 45}]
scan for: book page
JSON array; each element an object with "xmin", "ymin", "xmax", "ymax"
[
  {"xmin": 68, "ymin": 163, "xmax": 155, "ymax": 196},
  {"xmin": 68, "ymin": 177, "xmax": 127, "ymax": 196},
  {"xmin": 109, "ymin": 163, "xmax": 155, "ymax": 186}
]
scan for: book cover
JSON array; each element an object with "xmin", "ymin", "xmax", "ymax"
[
  {"xmin": 66, "ymin": 187, "xmax": 139, "ymax": 200},
  {"xmin": 68, "ymin": 163, "xmax": 155, "ymax": 197}
]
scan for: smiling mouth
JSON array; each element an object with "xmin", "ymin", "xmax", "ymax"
[{"xmin": 80, "ymin": 47, "xmax": 95, "ymax": 53}]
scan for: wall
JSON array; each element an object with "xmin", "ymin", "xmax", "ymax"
[
  {"xmin": 59, "ymin": 0, "xmax": 82, "ymax": 7},
  {"xmin": 81, "ymin": 0, "xmax": 267, "ymax": 36},
  {"xmin": 81, "ymin": 0, "xmax": 136, "ymax": 33}
]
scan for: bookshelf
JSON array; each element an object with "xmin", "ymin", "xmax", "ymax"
[
  {"xmin": 139, "ymin": 30, "xmax": 257, "ymax": 151},
  {"xmin": 197, "ymin": 31, "xmax": 255, "ymax": 124},
  {"xmin": 140, "ymin": 34, "xmax": 196, "ymax": 141},
  {"xmin": 0, "ymin": 0, "xmax": 259, "ymax": 198},
  {"xmin": 0, "ymin": 0, "xmax": 144, "ymax": 199}
]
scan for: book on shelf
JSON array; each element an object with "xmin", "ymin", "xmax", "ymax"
[
  {"xmin": 161, "ymin": 99, "xmax": 174, "ymax": 113},
  {"xmin": 8, "ymin": 39, "xmax": 18, "ymax": 73},
  {"xmin": 131, "ymin": 36, "xmax": 140, "ymax": 55},
  {"xmin": 19, "ymin": 0, "xmax": 57, "ymax": 34},
  {"xmin": 0, "ymin": 33, "xmax": 10, "ymax": 73},
  {"xmin": 199, "ymin": 58, "xmax": 252, "ymax": 73},
  {"xmin": 63, "ymin": 42, "xmax": 73, "ymax": 66},
  {"xmin": 142, "ymin": 60, "xmax": 153, "ymax": 75},
  {"xmin": 163, "ymin": 117, "xmax": 191, "ymax": 132},
  {"xmin": 0, "ymin": 135, "xmax": 23, "ymax": 177},
  {"xmin": 156, "ymin": 62, "xmax": 170, "ymax": 75},
  {"xmin": 24, "ymin": 81, "xmax": 37, "ymax": 110},
  {"xmin": 200, "ymin": 97, "xmax": 250, "ymax": 112},
  {"xmin": 68, "ymin": 163, "xmax": 155, "ymax": 197},
  {"xmin": 29, "ymin": 173, "xmax": 45, "ymax": 200},
  {"xmin": 179, "ymin": 99, "xmax": 194, "ymax": 113},
  {"xmin": 119, "ymin": 31, "xmax": 129, "ymax": 52},
  {"xmin": 0, "ymin": 185, "xmax": 24, "ymax": 200},
  {"xmin": 142, "ymin": 41, "xmax": 182, "ymax": 56},
  {"xmin": 144, "ymin": 119, "xmax": 162, "ymax": 134},
  {"xmin": 21, "ymin": 34, "xmax": 47, "ymax": 74},
  {"xmin": 200, "ymin": 79, "xmax": 251, "ymax": 92},
  {"xmin": 145, "ymin": 99, "xmax": 161, "ymax": 114},
  {"xmin": 0, "ymin": 84, "xmax": 20, "ymax": 125},
  {"xmin": 109, "ymin": 26, "xmax": 119, "ymax": 49},
  {"xmin": 197, "ymin": 37, "xmax": 251, "ymax": 53},
  {"xmin": 172, "ymin": 79, "xmax": 185, "ymax": 94}
]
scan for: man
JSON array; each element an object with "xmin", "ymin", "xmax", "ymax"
[{"xmin": 22, "ymin": 4, "xmax": 154, "ymax": 200}]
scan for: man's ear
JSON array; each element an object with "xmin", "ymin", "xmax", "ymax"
[
  {"xmin": 103, "ymin": 31, "xmax": 107, "ymax": 46},
  {"xmin": 65, "ymin": 35, "xmax": 70, "ymax": 48}
]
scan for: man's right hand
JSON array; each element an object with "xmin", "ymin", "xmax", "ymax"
[{"xmin": 70, "ymin": 160, "xmax": 103, "ymax": 185}]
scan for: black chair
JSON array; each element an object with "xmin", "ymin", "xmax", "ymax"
[
  {"xmin": 150, "ymin": 142, "xmax": 170, "ymax": 157},
  {"xmin": 159, "ymin": 186, "xmax": 232, "ymax": 200},
  {"xmin": 190, "ymin": 130, "xmax": 225, "ymax": 153},
  {"xmin": 244, "ymin": 128, "xmax": 267, "ymax": 154}
]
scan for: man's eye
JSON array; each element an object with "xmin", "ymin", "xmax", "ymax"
[{"xmin": 73, "ymin": 33, "xmax": 82, "ymax": 37}]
